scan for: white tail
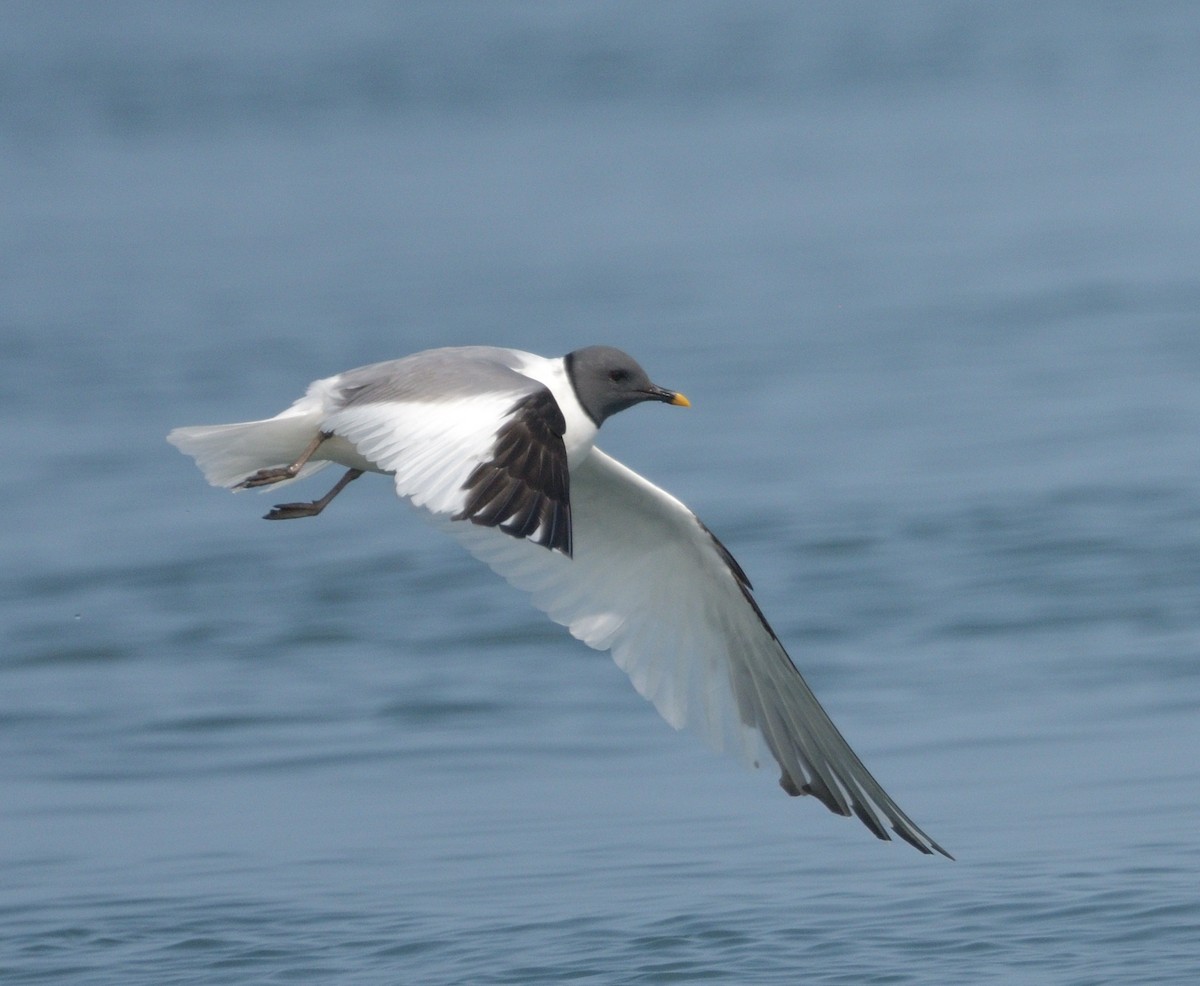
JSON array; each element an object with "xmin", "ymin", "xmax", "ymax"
[{"xmin": 167, "ymin": 415, "xmax": 330, "ymax": 489}]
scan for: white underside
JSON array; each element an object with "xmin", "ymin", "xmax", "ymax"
[{"xmin": 167, "ymin": 348, "xmax": 945, "ymax": 855}]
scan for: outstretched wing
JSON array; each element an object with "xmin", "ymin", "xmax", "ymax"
[
  {"xmin": 443, "ymin": 448, "xmax": 949, "ymax": 856},
  {"xmin": 322, "ymin": 359, "xmax": 572, "ymax": 554}
]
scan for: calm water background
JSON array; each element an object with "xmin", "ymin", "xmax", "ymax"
[{"xmin": 3, "ymin": 2, "xmax": 1200, "ymax": 983}]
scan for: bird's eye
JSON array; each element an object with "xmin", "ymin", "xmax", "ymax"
[{"xmin": 609, "ymin": 369, "xmax": 629, "ymax": 382}]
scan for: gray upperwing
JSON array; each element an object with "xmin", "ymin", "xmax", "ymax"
[{"xmin": 332, "ymin": 347, "xmax": 538, "ymax": 408}]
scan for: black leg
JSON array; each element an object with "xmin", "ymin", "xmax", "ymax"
[
  {"xmin": 235, "ymin": 431, "xmax": 331, "ymax": 489},
  {"xmin": 263, "ymin": 468, "xmax": 364, "ymax": 520}
]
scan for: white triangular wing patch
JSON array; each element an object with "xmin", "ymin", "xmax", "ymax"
[{"xmin": 439, "ymin": 449, "xmax": 949, "ymax": 856}]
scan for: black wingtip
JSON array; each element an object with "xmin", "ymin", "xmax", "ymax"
[
  {"xmin": 891, "ymin": 823, "xmax": 955, "ymax": 859},
  {"xmin": 454, "ymin": 389, "xmax": 573, "ymax": 554},
  {"xmin": 851, "ymin": 801, "xmax": 891, "ymax": 842}
]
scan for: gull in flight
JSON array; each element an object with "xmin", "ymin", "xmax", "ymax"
[{"xmin": 168, "ymin": 345, "xmax": 949, "ymax": 856}]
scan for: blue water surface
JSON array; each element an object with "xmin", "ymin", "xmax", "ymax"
[{"xmin": 3, "ymin": 3, "xmax": 1199, "ymax": 983}]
